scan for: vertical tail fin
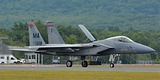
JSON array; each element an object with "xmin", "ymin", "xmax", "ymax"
[
  {"xmin": 47, "ymin": 21, "xmax": 65, "ymax": 44},
  {"xmin": 28, "ymin": 21, "xmax": 46, "ymax": 46}
]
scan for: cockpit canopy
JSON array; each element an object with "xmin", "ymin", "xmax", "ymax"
[{"xmin": 106, "ymin": 36, "xmax": 134, "ymax": 43}]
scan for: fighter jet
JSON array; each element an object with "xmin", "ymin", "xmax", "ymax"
[{"xmin": 11, "ymin": 21, "xmax": 155, "ymax": 68}]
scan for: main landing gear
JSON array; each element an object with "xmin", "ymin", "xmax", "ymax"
[
  {"xmin": 66, "ymin": 56, "xmax": 88, "ymax": 67},
  {"xmin": 66, "ymin": 54, "xmax": 119, "ymax": 68},
  {"xmin": 66, "ymin": 60, "xmax": 73, "ymax": 67},
  {"xmin": 81, "ymin": 56, "xmax": 88, "ymax": 67},
  {"xmin": 81, "ymin": 60, "xmax": 88, "ymax": 67}
]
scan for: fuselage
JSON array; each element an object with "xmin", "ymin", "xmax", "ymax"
[{"xmin": 50, "ymin": 36, "xmax": 155, "ymax": 56}]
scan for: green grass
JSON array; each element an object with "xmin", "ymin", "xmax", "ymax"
[{"xmin": 0, "ymin": 70, "xmax": 159, "ymax": 80}]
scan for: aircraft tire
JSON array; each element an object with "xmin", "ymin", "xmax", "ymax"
[
  {"xmin": 66, "ymin": 60, "xmax": 72, "ymax": 67},
  {"xmin": 110, "ymin": 63, "xmax": 114, "ymax": 68},
  {"xmin": 82, "ymin": 61, "xmax": 88, "ymax": 67}
]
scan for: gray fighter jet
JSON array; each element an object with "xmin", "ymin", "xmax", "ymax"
[{"xmin": 11, "ymin": 21, "xmax": 155, "ymax": 68}]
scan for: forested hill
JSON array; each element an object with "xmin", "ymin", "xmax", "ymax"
[{"xmin": 0, "ymin": 0, "xmax": 160, "ymax": 30}]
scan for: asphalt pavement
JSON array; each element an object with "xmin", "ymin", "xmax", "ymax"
[{"xmin": 0, "ymin": 64, "xmax": 159, "ymax": 72}]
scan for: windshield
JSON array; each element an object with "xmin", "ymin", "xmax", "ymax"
[{"xmin": 106, "ymin": 36, "xmax": 134, "ymax": 43}]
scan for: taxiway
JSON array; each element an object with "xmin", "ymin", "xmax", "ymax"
[{"xmin": 0, "ymin": 64, "xmax": 159, "ymax": 72}]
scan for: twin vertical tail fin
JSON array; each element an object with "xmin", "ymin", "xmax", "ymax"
[
  {"xmin": 47, "ymin": 21, "xmax": 65, "ymax": 44},
  {"xmin": 28, "ymin": 21, "xmax": 46, "ymax": 46}
]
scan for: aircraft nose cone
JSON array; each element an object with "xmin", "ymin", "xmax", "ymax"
[
  {"xmin": 136, "ymin": 43, "xmax": 155, "ymax": 53},
  {"xmin": 144, "ymin": 46, "xmax": 155, "ymax": 53}
]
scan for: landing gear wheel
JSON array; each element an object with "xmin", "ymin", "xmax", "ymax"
[
  {"xmin": 82, "ymin": 61, "xmax": 88, "ymax": 67},
  {"xmin": 110, "ymin": 63, "xmax": 114, "ymax": 68},
  {"xmin": 66, "ymin": 60, "xmax": 73, "ymax": 67}
]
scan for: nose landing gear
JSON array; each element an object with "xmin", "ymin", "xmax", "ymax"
[
  {"xmin": 109, "ymin": 63, "xmax": 114, "ymax": 68},
  {"xmin": 109, "ymin": 54, "xmax": 119, "ymax": 68}
]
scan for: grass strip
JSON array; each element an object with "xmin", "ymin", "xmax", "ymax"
[{"xmin": 0, "ymin": 70, "xmax": 159, "ymax": 80}]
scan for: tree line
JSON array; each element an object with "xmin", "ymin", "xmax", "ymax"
[
  {"xmin": 1, "ymin": 0, "xmax": 160, "ymax": 31},
  {"xmin": 0, "ymin": 21, "xmax": 160, "ymax": 64}
]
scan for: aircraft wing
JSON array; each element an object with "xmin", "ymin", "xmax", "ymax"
[
  {"xmin": 9, "ymin": 44, "xmax": 95, "ymax": 53},
  {"xmin": 97, "ymin": 43, "xmax": 114, "ymax": 48},
  {"xmin": 9, "ymin": 44, "xmax": 114, "ymax": 54},
  {"xmin": 31, "ymin": 44, "xmax": 94, "ymax": 50},
  {"xmin": 35, "ymin": 43, "xmax": 114, "ymax": 53}
]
